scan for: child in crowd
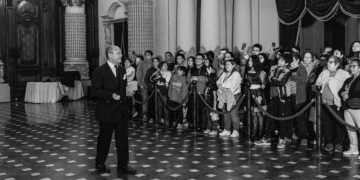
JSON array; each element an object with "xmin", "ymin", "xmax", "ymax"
[{"xmin": 168, "ymin": 66, "xmax": 189, "ymax": 129}]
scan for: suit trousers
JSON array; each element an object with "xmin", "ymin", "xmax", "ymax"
[{"xmin": 95, "ymin": 120, "xmax": 129, "ymax": 166}]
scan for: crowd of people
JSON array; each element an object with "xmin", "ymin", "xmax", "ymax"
[{"xmin": 122, "ymin": 41, "xmax": 360, "ymax": 156}]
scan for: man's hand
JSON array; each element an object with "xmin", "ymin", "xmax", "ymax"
[{"xmin": 112, "ymin": 93, "xmax": 121, "ymax": 100}]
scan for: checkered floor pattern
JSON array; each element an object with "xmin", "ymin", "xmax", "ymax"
[{"xmin": 1, "ymin": 100, "xmax": 360, "ymax": 179}]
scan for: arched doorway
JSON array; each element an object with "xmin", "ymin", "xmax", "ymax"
[{"xmin": 101, "ymin": 1, "xmax": 128, "ymax": 58}]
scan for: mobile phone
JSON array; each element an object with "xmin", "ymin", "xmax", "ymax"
[
  {"xmin": 241, "ymin": 43, "xmax": 247, "ymax": 50},
  {"xmin": 272, "ymin": 42, "xmax": 276, "ymax": 48}
]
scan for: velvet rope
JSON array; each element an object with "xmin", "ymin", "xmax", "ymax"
[
  {"xmin": 133, "ymin": 88, "xmax": 155, "ymax": 104},
  {"xmin": 251, "ymin": 93, "xmax": 315, "ymax": 121},
  {"xmin": 156, "ymin": 88, "xmax": 192, "ymax": 111},
  {"xmin": 197, "ymin": 90, "xmax": 247, "ymax": 115}
]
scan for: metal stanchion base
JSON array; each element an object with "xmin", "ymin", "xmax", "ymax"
[{"xmin": 313, "ymin": 150, "xmax": 325, "ymax": 157}]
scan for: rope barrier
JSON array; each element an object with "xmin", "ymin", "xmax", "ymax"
[
  {"xmin": 322, "ymin": 101, "xmax": 360, "ymax": 132},
  {"xmin": 197, "ymin": 90, "xmax": 247, "ymax": 115},
  {"xmin": 156, "ymin": 89, "xmax": 192, "ymax": 111},
  {"xmin": 251, "ymin": 93, "xmax": 315, "ymax": 121},
  {"xmin": 133, "ymin": 89, "xmax": 155, "ymax": 104}
]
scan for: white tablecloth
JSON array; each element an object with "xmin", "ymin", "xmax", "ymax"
[{"xmin": 25, "ymin": 81, "xmax": 84, "ymax": 103}]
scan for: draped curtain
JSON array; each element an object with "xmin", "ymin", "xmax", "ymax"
[
  {"xmin": 276, "ymin": 0, "xmax": 360, "ymax": 50},
  {"xmin": 276, "ymin": 0, "xmax": 360, "ymax": 24}
]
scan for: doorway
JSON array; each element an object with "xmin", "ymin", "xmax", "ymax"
[{"xmin": 113, "ymin": 21, "xmax": 128, "ymax": 58}]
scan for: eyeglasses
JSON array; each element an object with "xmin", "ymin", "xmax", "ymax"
[
  {"xmin": 350, "ymin": 65, "xmax": 359, "ymax": 68},
  {"xmin": 327, "ymin": 61, "xmax": 336, "ymax": 64}
]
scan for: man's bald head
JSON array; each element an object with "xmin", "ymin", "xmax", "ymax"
[{"xmin": 106, "ymin": 45, "xmax": 121, "ymax": 59}]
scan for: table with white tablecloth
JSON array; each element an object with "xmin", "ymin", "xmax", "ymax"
[{"xmin": 24, "ymin": 81, "xmax": 84, "ymax": 103}]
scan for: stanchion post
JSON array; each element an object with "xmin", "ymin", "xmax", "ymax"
[
  {"xmin": 192, "ymin": 83, "xmax": 197, "ymax": 131},
  {"xmin": 315, "ymin": 85, "xmax": 323, "ymax": 156},
  {"xmin": 154, "ymin": 84, "xmax": 158, "ymax": 125},
  {"xmin": 247, "ymin": 89, "xmax": 252, "ymax": 144}
]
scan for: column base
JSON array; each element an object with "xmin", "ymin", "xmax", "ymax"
[
  {"xmin": 0, "ymin": 83, "xmax": 10, "ymax": 102},
  {"xmin": 64, "ymin": 61, "xmax": 89, "ymax": 80}
]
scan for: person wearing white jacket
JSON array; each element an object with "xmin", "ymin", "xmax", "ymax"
[
  {"xmin": 216, "ymin": 60, "xmax": 242, "ymax": 138},
  {"xmin": 316, "ymin": 56, "xmax": 350, "ymax": 153}
]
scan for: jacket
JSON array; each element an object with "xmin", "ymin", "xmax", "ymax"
[
  {"xmin": 289, "ymin": 63, "xmax": 308, "ymax": 104},
  {"xmin": 168, "ymin": 74, "xmax": 188, "ymax": 103},
  {"xmin": 316, "ymin": 69, "xmax": 350, "ymax": 107},
  {"xmin": 91, "ymin": 63, "xmax": 127, "ymax": 122},
  {"xmin": 217, "ymin": 87, "xmax": 236, "ymax": 111},
  {"xmin": 187, "ymin": 65, "xmax": 208, "ymax": 94},
  {"xmin": 136, "ymin": 59, "xmax": 153, "ymax": 88}
]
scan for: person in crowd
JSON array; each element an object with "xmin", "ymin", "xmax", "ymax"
[
  {"xmin": 252, "ymin": 44, "xmax": 262, "ymax": 56},
  {"xmin": 316, "ymin": 56, "xmax": 350, "ymax": 153},
  {"xmin": 259, "ymin": 52, "xmax": 270, "ymax": 73},
  {"xmin": 165, "ymin": 51, "xmax": 175, "ymax": 71},
  {"xmin": 214, "ymin": 48, "xmax": 229, "ymax": 70},
  {"xmin": 124, "ymin": 58, "xmax": 137, "ymax": 120},
  {"xmin": 176, "ymin": 49, "xmax": 185, "ymax": 57},
  {"xmin": 333, "ymin": 49, "xmax": 345, "ymax": 69},
  {"xmin": 349, "ymin": 41, "xmax": 360, "ymax": 59},
  {"xmin": 92, "ymin": 45, "xmax": 136, "ymax": 175},
  {"xmin": 323, "ymin": 46, "xmax": 333, "ymax": 56},
  {"xmin": 153, "ymin": 61, "xmax": 171, "ymax": 126},
  {"xmin": 144, "ymin": 57, "xmax": 160, "ymax": 123},
  {"xmin": 255, "ymin": 53, "xmax": 293, "ymax": 148},
  {"xmin": 345, "ymin": 41, "xmax": 360, "ymax": 72},
  {"xmin": 187, "ymin": 53, "xmax": 208, "ymax": 131},
  {"xmin": 168, "ymin": 66, "xmax": 189, "ymax": 129},
  {"xmin": 203, "ymin": 55, "xmax": 218, "ymax": 135},
  {"xmin": 216, "ymin": 61, "xmax": 225, "ymax": 77},
  {"xmin": 245, "ymin": 55, "xmax": 267, "ymax": 140},
  {"xmin": 291, "ymin": 46, "xmax": 300, "ymax": 54},
  {"xmin": 136, "ymin": 50, "xmax": 154, "ymax": 122},
  {"xmin": 288, "ymin": 53, "xmax": 309, "ymax": 146},
  {"xmin": 187, "ymin": 56, "xmax": 195, "ymax": 69},
  {"xmin": 271, "ymin": 53, "xmax": 294, "ymax": 148},
  {"xmin": 132, "ymin": 55, "xmax": 144, "ymax": 118},
  {"xmin": 341, "ymin": 59, "xmax": 360, "ymax": 156},
  {"xmin": 174, "ymin": 53, "xmax": 186, "ymax": 73},
  {"xmin": 302, "ymin": 51, "xmax": 317, "ymax": 145},
  {"xmin": 217, "ymin": 59, "xmax": 242, "ymax": 137}
]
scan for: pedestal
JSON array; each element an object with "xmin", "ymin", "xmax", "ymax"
[{"xmin": 0, "ymin": 83, "xmax": 10, "ymax": 102}]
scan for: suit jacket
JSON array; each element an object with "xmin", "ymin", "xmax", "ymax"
[{"xmin": 92, "ymin": 62, "xmax": 127, "ymax": 122}]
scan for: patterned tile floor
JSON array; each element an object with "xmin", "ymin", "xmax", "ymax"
[{"xmin": 1, "ymin": 100, "xmax": 360, "ymax": 180}]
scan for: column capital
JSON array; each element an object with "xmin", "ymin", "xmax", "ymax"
[{"xmin": 60, "ymin": 0, "xmax": 84, "ymax": 7}]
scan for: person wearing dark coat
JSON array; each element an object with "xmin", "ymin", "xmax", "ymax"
[{"xmin": 92, "ymin": 45, "xmax": 136, "ymax": 175}]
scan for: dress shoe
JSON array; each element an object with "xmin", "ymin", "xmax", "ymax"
[
  {"xmin": 95, "ymin": 164, "xmax": 111, "ymax": 173},
  {"xmin": 117, "ymin": 165, "xmax": 137, "ymax": 175}
]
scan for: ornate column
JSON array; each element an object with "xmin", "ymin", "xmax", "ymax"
[
  {"xmin": 177, "ymin": 0, "xmax": 196, "ymax": 56},
  {"xmin": 61, "ymin": 0, "xmax": 88, "ymax": 80},
  {"xmin": 233, "ymin": 0, "xmax": 252, "ymax": 50},
  {"xmin": 128, "ymin": 0, "xmax": 153, "ymax": 55},
  {"xmin": 200, "ymin": 0, "xmax": 220, "ymax": 52}
]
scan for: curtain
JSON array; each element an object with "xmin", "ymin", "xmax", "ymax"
[
  {"xmin": 276, "ymin": 0, "xmax": 305, "ymax": 25},
  {"xmin": 279, "ymin": 22, "xmax": 299, "ymax": 50},
  {"xmin": 307, "ymin": 0, "xmax": 339, "ymax": 21},
  {"xmin": 276, "ymin": 0, "xmax": 360, "ymax": 24},
  {"xmin": 340, "ymin": 0, "xmax": 360, "ymax": 18}
]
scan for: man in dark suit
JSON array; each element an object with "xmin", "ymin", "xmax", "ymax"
[{"xmin": 92, "ymin": 45, "xmax": 137, "ymax": 175}]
